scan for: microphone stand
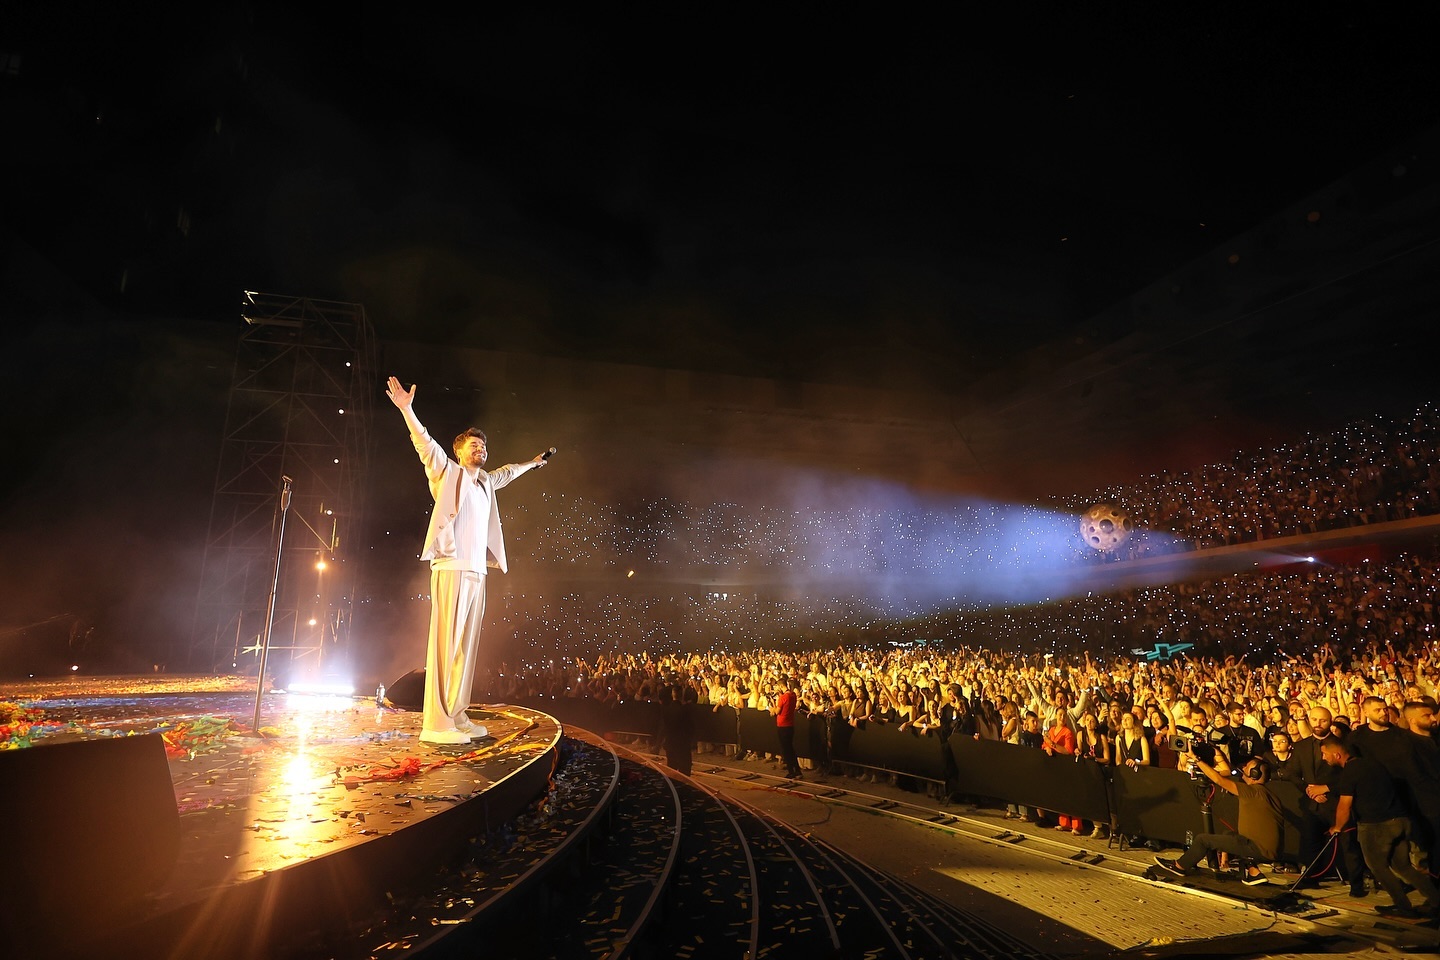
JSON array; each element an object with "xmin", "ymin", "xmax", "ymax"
[{"xmin": 251, "ymin": 475, "xmax": 293, "ymax": 734}]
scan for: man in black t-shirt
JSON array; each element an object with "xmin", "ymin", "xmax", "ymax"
[
  {"xmin": 1223, "ymin": 702, "xmax": 1266, "ymax": 769},
  {"xmin": 1349, "ymin": 697, "xmax": 1416, "ymax": 783},
  {"xmin": 1400, "ymin": 701, "xmax": 1440, "ymax": 867},
  {"xmin": 1323, "ymin": 739, "xmax": 1439, "ymax": 919}
]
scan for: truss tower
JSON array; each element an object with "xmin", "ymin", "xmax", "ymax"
[{"xmin": 192, "ymin": 293, "xmax": 375, "ymax": 675}]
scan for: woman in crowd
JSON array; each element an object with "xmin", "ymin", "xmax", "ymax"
[
  {"xmin": 724, "ymin": 676, "xmax": 749, "ymax": 759},
  {"xmin": 908, "ymin": 682, "xmax": 932, "ymax": 731},
  {"xmin": 847, "ymin": 679, "xmax": 873, "ymax": 727},
  {"xmin": 1264, "ymin": 703, "xmax": 1289, "ymax": 739},
  {"xmin": 1262, "ymin": 730, "xmax": 1300, "ymax": 784},
  {"xmin": 999, "ymin": 699, "xmax": 1022, "ymax": 744},
  {"xmin": 1114, "ymin": 711, "xmax": 1152, "ymax": 769},
  {"xmin": 948, "ymin": 689, "xmax": 977, "ymax": 738},
  {"xmin": 1073, "ymin": 710, "xmax": 1110, "ymax": 837},
  {"xmin": 974, "ymin": 698, "xmax": 1003, "ymax": 741},
  {"xmin": 1040, "ymin": 712, "xmax": 1078, "ymax": 831},
  {"xmin": 893, "ymin": 679, "xmax": 918, "ymax": 730},
  {"xmin": 1103, "ymin": 701, "xmax": 1127, "ymax": 740}
]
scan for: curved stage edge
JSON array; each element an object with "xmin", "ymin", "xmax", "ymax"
[{"xmin": 0, "ymin": 676, "xmax": 561, "ymax": 960}]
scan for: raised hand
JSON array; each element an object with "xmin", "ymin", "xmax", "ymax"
[{"xmin": 386, "ymin": 376, "xmax": 416, "ymax": 411}]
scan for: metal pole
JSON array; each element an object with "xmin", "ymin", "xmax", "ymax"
[{"xmin": 251, "ymin": 476, "xmax": 293, "ymax": 732}]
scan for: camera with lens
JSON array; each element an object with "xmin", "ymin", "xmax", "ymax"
[{"xmin": 1168, "ymin": 732, "xmax": 1192, "ymax": 754}]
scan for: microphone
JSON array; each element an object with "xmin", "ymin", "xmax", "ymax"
[{"xmin": 540, "ymin": 446, "xmax": 556, "ymax": 461}]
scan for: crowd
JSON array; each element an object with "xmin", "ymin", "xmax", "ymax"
[
  {"xmin": 482, "ymin": 631, "xmax": 1440, "ymax": 754},
  {"xmin": 479, "ymin": 626, "xmax": 1440, "ymax": 912},
  {"xmin": 503, "ymin": 403, "xmax": 1440, "ymax": 580},
  {"xmin": 482, "ymin": 550, "xmax": 1439, "ymax": 667},
  {"xmin": 461, "ymin": 403, "xmax": 1440, "ymax": 913},
  {"xmin": 1063, "ymin": 403, "xmax": 1440, "ymax": 551}
]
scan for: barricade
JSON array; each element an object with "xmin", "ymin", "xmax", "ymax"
[
  {"xmin": 524, "ymin": 697, "xmax": 1311, "ymax": 857},
  {"xmin": 949, "ymin": 737, "xmax": 1110, "ymax": 823}
]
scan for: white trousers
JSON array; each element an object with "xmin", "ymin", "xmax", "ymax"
[{"xmin": 423, "ymin": 568, "xmax": 486, "ymax": 735}]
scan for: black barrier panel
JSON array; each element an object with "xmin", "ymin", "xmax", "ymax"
[
  {"xmin": 948, "ymin": 739, "xmax": 1111, "ymax": 822},
  {"xmin": 518, "ymin": 696, "xmax": 658, "ymax": 739},
  {"xmin": 520, "ymin": 695, "xmax": 609, "ymax": 735},
  {"xmin": 799, "ymin": 714, "xmax": 824, "ymax": 762},
  {"xmin": 1267, "ymin": 780, "xmax": 1306, "ymax": 862},
  {"xmin": 1109, "ymin": 765, "xmax": 1209, "ymax": 846},
  {"xmin": 738, "ymin": 707, "xmax": 781, "ymax": 757},
  {"xmin": 1109, "ymin": 766, "xmax": 1306, "ymax": 859},
  {"xmin": 694, "ymin": 704, "xmax": 739, "ymax": 745},
  {"xmin": 613, "ymin": 699, "xmax": 661, "ymax": 737},
  {"xmin": 523, "ymin": 695, "xmax": 1312, "ymax": 864},
  {"xmin": 846, "ymin": 721, "xmax": 949, "ymax": 781}
]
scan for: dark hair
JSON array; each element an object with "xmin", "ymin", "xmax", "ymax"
[
  {"xmin": 1244, "ymin": 758, "xmax": 1271, "ymax": 782},
  {"xmin": 452, "ymin": 427, "xmax": 487, "ymax": 456}
]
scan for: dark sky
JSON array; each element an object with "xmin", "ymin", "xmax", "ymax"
[
  {"xmin": 6, "ymin": 4, "xmax": 1438, "ymax": 388},
  {"xmin": 3, "ymin": 4, "xmax": 1440, "ymax": 673}
]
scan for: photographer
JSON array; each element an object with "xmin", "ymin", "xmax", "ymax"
[{"xmin": 1154, "ymin": 749, "xmax": 1283, "ymax": 886}]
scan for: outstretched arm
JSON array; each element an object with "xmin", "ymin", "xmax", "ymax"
[{"xmin": 1186, "ymin": 749, "xmax": 1238, "ymax": 796}]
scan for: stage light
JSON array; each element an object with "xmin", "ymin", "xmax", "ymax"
[{"xmin": 284, "ymin": 680, "xmax": 357, "ymax": 698}]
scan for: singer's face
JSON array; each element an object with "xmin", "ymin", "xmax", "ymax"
[{"xmin": 459, "ymin": 436, "xmax": 487, "ymax": 468}]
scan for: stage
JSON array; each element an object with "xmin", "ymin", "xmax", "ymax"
[{"xmin": 0, "ymin": 675, "xmax": 561, "ymax": 960}]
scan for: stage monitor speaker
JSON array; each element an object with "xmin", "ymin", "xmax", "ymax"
[
  {"xmin": 388, "ymin": 667, "xmax": 427, "ymax": 710},
  {"xmin": 0, "ymin": 732, "xmax": 180, "ymax": 952}
]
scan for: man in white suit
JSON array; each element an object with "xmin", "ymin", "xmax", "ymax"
[{"xmin": 386, "ymin": 376, "xmax": 548, "ymax": 744}]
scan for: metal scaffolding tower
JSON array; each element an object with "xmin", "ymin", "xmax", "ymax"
[{"xmin": 191, "ymin": 292, "xmax": 375, "ymax": 675}]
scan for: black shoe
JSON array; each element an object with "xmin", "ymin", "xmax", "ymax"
[
  {"xmin": 1350, "ymin": 883, "xmax": 1369, "ymax": 898},
  {"xmin": 1375, "ymin": 904, "xmax": 1421, "ymax": 919},
  {"xmin": 1242, "ymin": 871, "xmax": 1270, "ymax": 887},
  {"xmin": 1153, "ymin": 857, "xmax": 1186, "ymax": 876}
]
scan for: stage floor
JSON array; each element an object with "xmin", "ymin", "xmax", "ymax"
[{"xmin": 0, "ymin": 675, "xmax": 561, "ymax": 956}]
